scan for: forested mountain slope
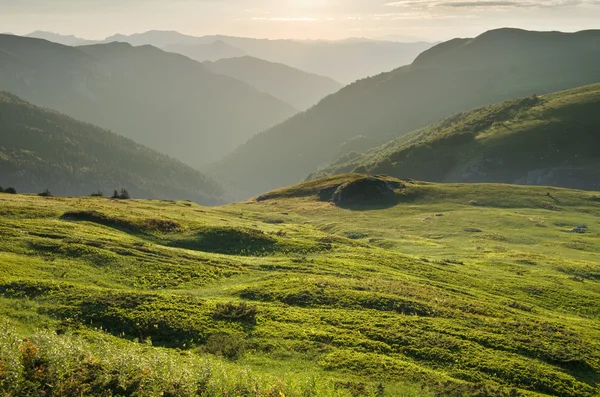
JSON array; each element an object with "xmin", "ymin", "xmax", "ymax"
[
  {"xmin": 316, "ymin": 84, "xmax": 600, "ymax": 191},
  {"xmin": 0, "ymin": 92, "xmax": 224, "ymax": 203}
]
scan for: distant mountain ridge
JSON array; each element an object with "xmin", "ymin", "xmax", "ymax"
[
  {"xmin": 0, "ymin": 92, "xmax": 224, "ymax": 204},
  {"xmin": 210, "ymin": 28, "xmax": 600, "ymax": 199},
  {"xmin": 204, "ymin": 56, "xmax": 343, "ymax": 110},
  {"xmin": 0, "ymin": 34, "xmax": 296, "ymax": 166},
  {"xmin": 25, "ymin": 31, "xmax": 96, "ymax": 46},
  {"xmin": 163, "ymin": 40, "xmax": 247, "ymax": 62},
  {"xmin": 94, "ymin": 30, "xmax": 434, "ymax": 83},
  {"xmin": 316, "ymin": 84, "xmax": 600, "ymax": 191}
]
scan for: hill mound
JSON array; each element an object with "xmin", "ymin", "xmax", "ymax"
[
  {"xmin": 0, "ymin": 92, "xmax": 223, "ymax": 203},
  {"xmin": 257, "ymin": 174, "xmax": 407, "ymax": 207},
  {"xmin": 317, "ymin": 84, "xmax": 600, "ymax": 191}
]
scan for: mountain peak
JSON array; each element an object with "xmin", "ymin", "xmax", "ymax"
[{"xmin": 412, "ymin": 28, "xmax": 600, "ymax": 68}]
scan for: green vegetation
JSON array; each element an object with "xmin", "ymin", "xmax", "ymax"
[
  {"xmin": 1, "ymin": 175, "xmax": 599, "ymax": 396},
  {"xmin": 0, "ymin": 34, "xmax": 296, "ymax": 166},
  {"xmin": 212, "ymin": 28, "xmax": 600, "ymax": 199},
  {"xmin": 317, "ymin": 84, "xmax": 600, "ymax": 191},
  {"xmin": 0, "ymin": 92, "xmax": 224, "ymax": 204}
]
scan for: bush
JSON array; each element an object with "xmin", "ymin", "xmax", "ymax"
[
  {"xmin": 213, "ymin": 301, "xmax": 258, "ymax": 323},
  {"xmin": 90, "ymin": 191, "xmax": 103, "ymax": 197},
  {"xmin": 38, "ymin": 189, "xmax": 52, "ymax": 197},
  {"xmin": 3, "ymin": 187, "xmax": 16, "ymax": 194},
  {"xmin": 203, "ymin": 333, "xmax": 246, "ymax": 361},
  {"xmin": 0, "ymin": 186, "xmax": 3, "ymax": 193}
]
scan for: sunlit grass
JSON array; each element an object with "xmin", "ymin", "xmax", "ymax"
[{"xmin": 0, "ymin": 179, "xmax": 599, "ymax": 396}]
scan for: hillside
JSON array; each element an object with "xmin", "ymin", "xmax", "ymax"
[
  {"xmin": 212, "ymin": 28, "xmax": 600, "ymax": 199},
  {"xmin": 1, "ymin": 175, "xmax": 599, "ymax": 396},
  {"xmin": 0, "ymin": 34, "xmax": 297, "ymax": 166},
  {"xmin": 316, "ymin": 84, "xmax": 600, "ymax": 191},
  {"xmin": 0, "ymin": 92, "xmax": 224, "ymax": 204},
  {"xmin": 204, "ymin": 56, "xmax": 343, "ymax": 110},
  {"xmin": 102, "ymin": 31, "xmax": 433, "ymax": 83}
]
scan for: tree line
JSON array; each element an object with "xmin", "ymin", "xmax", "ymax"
[{"xmin": 0, "ymin": 186, "xmax": 131, "ymax": 199}]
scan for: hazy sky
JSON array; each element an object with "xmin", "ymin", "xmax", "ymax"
[{"xmin": 1, "ymin": 0, "xmax": 599, "ymax": 41}]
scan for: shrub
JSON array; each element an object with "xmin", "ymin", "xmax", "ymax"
[
  {"xmin": 90, "ymin": 191, "xmax": 103, "ymax": 197},
  {"xmin": 203, "ymin": 333, "xmax": 246, "ymax": 361},
  {"xmin": 213, "ymin": 301, "xmax": 258, "ymax": 323},
  {"xmin": 0, "ymin": 186, "xmax": 3, "ymax": 193},
  {"xmin": 38, "ymin": 189, "xmax": 52, "ymax": 197},
  {"xmin": 4, "ymin": 187, "xmax": 16, "ymax": 194}
]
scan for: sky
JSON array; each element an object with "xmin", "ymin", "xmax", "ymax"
[{"xmin": 1, "ymin": 0, "xmax": 599, "ymax": 41}]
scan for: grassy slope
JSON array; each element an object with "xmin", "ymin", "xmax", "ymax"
[
  {"xmin": 211, "ymin": 28, "xmax": 600, "ymax": 199},
  {"xmin": 317, "ymin": 84, "xmax": 600, "ymax": 191},
  {"xmin": 1, "ymin": 175, "xmax": 599, "ymax": 396},
  {"xmin": 0, "ymin": 92, "xmax": 224, "ymax": 204}
]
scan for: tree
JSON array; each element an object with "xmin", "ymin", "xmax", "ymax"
[
  {"xmin": 119, "ymin": 189, "xmax": 131, "ymax": 200},
  {"xmin": 112, "ymin": 189, "xmax": 130, "ymax": 200},
  {"xmin": 38, "ymin": 189, "xmax": 52, "ymax": 197},
  {"xmin": 0, "ymin": 186, "xmax": 3, "ymax": 193},
  {"xmin": 90, "ymin": 191, "xmax": 104, "ymax": 197},
  {"xmin": 4, "ymin": 187, "xmax": 17, "ymax": 194}
]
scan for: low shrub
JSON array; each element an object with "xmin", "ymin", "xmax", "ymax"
[
  {"xmin": 203, "ymin": 333, "xmax": 246, "ymax": 361},
  {"xmin": 38, "ymin": 189, "xmax": 52, "ymax": 197},
  {"xmin": 213, "ymin": 301, "xmax": 258, "ymax": 323}
]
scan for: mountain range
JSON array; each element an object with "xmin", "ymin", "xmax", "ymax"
[
  {"xmin": 0, "ymin": 92, "xmax": 223, "ymax": 203},
  {"xmin": 0, "ymin": 34, "xmax": 296, "ymax": 166},
  {"xmin": 164, "ymin": 34, "xmax": 434, "ymax": 83},
  {"xmin": 211, "ymin": 28, "xmax": 600, "ymax": 199},
  {"xmin": 25, "ymin": 30, "xmax": 97, "ymax": 46},
  {"xmin": 27, "ymin": 30, "xmax": 433, "ymax": 84}
]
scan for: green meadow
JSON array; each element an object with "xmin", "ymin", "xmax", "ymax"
[{"xmin": 1, "ymin": 174, "xmax": 599, "ymax": 396}]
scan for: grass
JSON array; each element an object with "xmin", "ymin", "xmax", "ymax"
[{"xmin": 0, "ymin": 176, "xmax": 599, "ymax": 396}]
